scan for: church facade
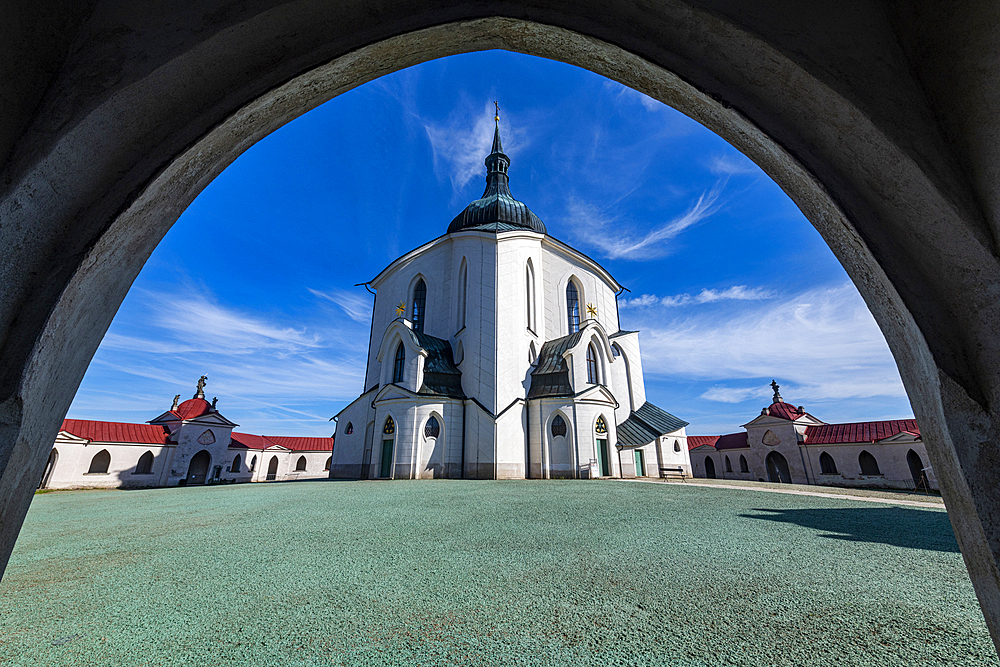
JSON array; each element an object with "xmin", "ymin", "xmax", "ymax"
[
  {"xmin": 330, "ymin": 119, "xmax": 690, "ymax": 480},
  {"xmin": 39, "ymin": 378, "xmax": 334, "ymax": 490},
  {"xmin": 688, "ymin": 383, "xmax": 936, "ymax": 491}
]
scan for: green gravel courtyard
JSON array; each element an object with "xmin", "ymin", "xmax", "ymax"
[{"xmin": 0, "ymin": 480, "xmax": 995, "ymax": 667}]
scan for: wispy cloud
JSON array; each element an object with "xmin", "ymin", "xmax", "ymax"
[
  {"xmin": 309, "ymin": 288, "xmax": 373, "ymax": 323},
  {"xmin": 621, "ymin": 285, "xmax": 774, "ymax": 308},
  {"xmin": 629, "ymin": 283, "xmax": 907, "ymax": 403},
  {"xmin": 699, "ymin": 385, "xmax": 773, "ymax": 404},
  {"xmin": 708, "ymin": 153, "xmax": 761, "ymax": 176},
  {"xmin": 569, "ymin": 182, "xmax": 725, "ymax": 260}
]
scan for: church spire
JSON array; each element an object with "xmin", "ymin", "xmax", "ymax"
[{"xmin": 483, "ymin": 102, "xmax": 511, "ymax": 198}]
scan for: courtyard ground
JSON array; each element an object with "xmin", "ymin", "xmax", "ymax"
[{"xmin": 0, "ymin": 480, "xmax": 995, "ymax": 667}]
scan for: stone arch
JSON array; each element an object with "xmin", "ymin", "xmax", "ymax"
[
  {"xmin": 907, "ymin": 449, "xmax": 926, "ymax": 487},
  {"xmin": 186, "ymin": 450, "xmax": 211, "ymax": 485},
  {"xmin": 704, "ymin": 455, "xmax": 716, "ymax": 479},
  {"xmin": 2, "ymin": 5, "xmax": 1000, "ymax": 649}
]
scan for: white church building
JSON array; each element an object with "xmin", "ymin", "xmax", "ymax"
[
  {"xmin": 330, "ymin": 117, "xmax": 691, "ymax": 480},
  {"xmin": 39, "ymin": 377, "xmax": 334, "ymax": 489}
]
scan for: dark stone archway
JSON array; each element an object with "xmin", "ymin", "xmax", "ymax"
[{"xmin": 2, "ymin": 1, "xmax": 999, "ymax": 654}]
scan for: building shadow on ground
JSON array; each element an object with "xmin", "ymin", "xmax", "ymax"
[{"xmin": 740, "ymin": 506, "xmax": 960, "ymax": 553}]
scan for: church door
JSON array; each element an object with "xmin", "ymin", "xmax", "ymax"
[
  {"xmin": 266, "ymin": 455, "xmax": 279, "ymax": 481},
  {"xmin": 187, "ymin": 450, "xmax": 211, "ymax": 485},
  {"xmin": 596, "ymin": 439, "xmax": 610, "ymax": 477},
  {"xmin": 765, "ymin": 451, "xmax": 791, "ymax": 483},
  {"xmin": 380, "ymin": 439, "xmax": 394, "ymax": 479},
  {"xmin": 633, "ymin": 449, "xmax": 645, "ymax": 477},
  {"xmin": 705, "ymin": 456, "xmax": 716, "ymax": 479}
]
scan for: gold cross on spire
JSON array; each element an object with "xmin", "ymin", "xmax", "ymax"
[{"xmin": 494, "ymin": 100, "xmax": 500, "ymax": 122}]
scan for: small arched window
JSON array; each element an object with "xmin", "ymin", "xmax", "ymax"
[
  {"xmin": 566, "ymin": 282, "xmax": 580, "ymax": 334},
  {"xmin": 295, "ymin": 456, "xmax": 307, "ymax": 471},
  {"xmin": 611, "ymin": 343, "xmax": 621, "ymax": 358},
  {"xmin": 324, "ymin": 456, "xmax": 331, "ymax": 471},
  {"xmin": 725, "ymin": 455, "xmax": 733, "ymax": 473},
  {"xmin": 528, "ymin": 341, "xmax": 537, "ymax": 365},
  {"xmin": 345, "ymin": 422, "xmax": 354, "ymax": 435},
  {"xmin": 674, "ymin": 440, "xmax": 681, "ymax": 453},
  {"xmin": 551, "ymin": 414, "xmax": 567, "ymax": 438},
  {"xmin": 411, "ymin": 278, "xmax": 427, "ymax": 333},
  {"xmin": 392, "ymin": 343, "xmax": 406, "ymax": 384},
  {"xmin": 458, "ymin": 259, "xmax": 468, "ymax": 329},
  {"xmin": 859, "ymin": 450, "xmax": 881, "ymax": 475},
  {"xmin": 135, "ymin": 450, "xmax": 154, "ymax": 474},
  {"xmin": 88, "ymin": 449, "xmax": 111, "ymax": 474},
  {"xmin": 586, "ymin": 344, "xmax": 599, "ymax": 384},
  {"xmin": 231, "ymin": 454, "xmax": 242, "ymax": 473},
  {"xmin": 526, "ymin": 261, "xmax": 536, "ymax": 332},
  {"xmin": 595, "ymin": 416, "xmax": 608, "ymax": 434},
  {"xmin": 425, "ymin": 416, "xmax": 440, "ymax": 438},
  {"xmin": 383, "ymin": 416, "xmax": 396, "ymax": 435},
  {"xmin": 250, "ymin": 455, "xmax": 257, "ymax": 472},
  {"xmin": 820, "ymin": 451, "xmax": 838, "ymax": 474},
  {"xmin": 739, "ymin": 454, "xmax": 749, "ymax": 473}
]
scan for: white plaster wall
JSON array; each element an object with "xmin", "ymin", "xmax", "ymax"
[
  {"xmin": 803, "ymin": 441, "xmax": 938, "ymax": 490},
  {"xmin": 538, "ymin": 238, "xmax": 619, "ymax": 339},
  {"xmin": 44, "ymin": 441, "xmax": 174, "ymax": 489},
  {"xmin": 330, "ymin": 390, "xmax": 376, "ymax": 479}
]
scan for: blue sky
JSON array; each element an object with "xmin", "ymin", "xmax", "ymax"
[{"xmin": 67, "ymin": 50, "xmax": 912, "ymax": 437}]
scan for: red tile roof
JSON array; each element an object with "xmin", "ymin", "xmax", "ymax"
[
  {"xmin": 765, "ymin": 402, "xmax": 810, "ymax": 420},
  {"xmin": 175, "ymin": 398, "xmax": 212, "ymax": 420},
  {"xmin": 688, "ymin": 432, "xmax": 748, "ymax": 450},
  {"xmin": 230, "ymin": 433, "xmax": 333, "ymax": 452},
  {"xmin": 804, "ymin": 419, "xmax": 920, "ymax": 444},
  {"xmin": 60, "ymin": 419, "xmax": 170, "ymax": 445}
]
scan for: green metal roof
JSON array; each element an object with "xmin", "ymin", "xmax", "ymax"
[
  {"xmin": 405, "ymin": 329, "xmax": 465, "ymax": 399},
  {"xmin": 527, "ymin": 331, "xmax": 584, "ymax": 399},
  {"xmin": 616, "ymin": 402, "xmax": 689, "ymax": 447}
]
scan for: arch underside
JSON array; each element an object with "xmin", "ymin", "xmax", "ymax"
[{"xmin": 1, "ymin": 0, "xmax": 1000, "ymax": 655}]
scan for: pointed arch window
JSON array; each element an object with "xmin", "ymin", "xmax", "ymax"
[
  {"xmin": 595, "ymin": 416, "xmax": 608, "ymax": 435},
  {"xmin": 586, "ymin": 344, "xmax": 599, "ymax": 384},
  {"xmin": 611, "ymin": 343, "xmax": 621, "ymax": 358},
  {"xmin": 383, "ymin": 416, "xmax": 396, "ymax": 435},
  {"xmin": 88, "ymin": 449, "xmax": 111, "ymax": 474},
  {"xmin": 458, "ymin": 259, "xmax": 468, "ymax": 329},
  {"xmin": 295, "ymin": 456, "xmax": 307, "ymax": 471},
  {"xmin": 725, "ymin": 455, "xmax": 733, "ymax": 473},
  {"xmin": 231, "ymin": 454, "xmax": 241, "ymax": 473},
  {"xmin": 250, "ymin": 455, "xmax": 257, "ymax": 472},
  {"xmin": 551, "ymin": 414, "xmax": 567, "ymax": 438},
  {"xmin": 859, "ymin": 450, "xmax": 881, "ymax": 475},
  {"xmin": 392, "ymin": 343, "xmax": 405, "ymax": 384},
  {"xmin": 739, "ymin": 454, "xmax": 749, "ymax": 473},
  {"xmin": 135, "ymin": 450, "xmax": 154, "ymax": 475},
  {"xmin": 411, "ymin": 279, "xmax": 427, "ymax": 333},
  {"xmin": 528, "ymin": 341, "xmax": 537, "ymax": 365},
  {"xmin": 526, "ymin": 261, "xmax": 536, "ymax": 332},
  {"xmin": 566, "ymin": 282, "xmax": 580, "ymax": 333},
  {"xmin": 345, "ymin": 422, "xmax": 354, "ymax": 435},
  {"xmin": 424, "ymin": 416, "xmax": 440, "ymax": 439},
  {"xmin": 820, "ymin": 451, "xmax": 838, "ymax": 474}
]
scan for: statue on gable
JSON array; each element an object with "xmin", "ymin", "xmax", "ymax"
[
  {"xmin": 770, "ymin": 379, "xmax": 782, "ymax": 403},
  {"xmin": 195, "ymin": 375, "xmax": 208, "ymax": 399},
  {"xmin": 171, "ymin": 394, "xmax": 180, "ymax": 410}
]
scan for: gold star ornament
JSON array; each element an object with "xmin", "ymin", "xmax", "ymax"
[
  {"xmin": 396, "ymin": 301, "xmax": 406, "ymax": 316},
  {"xmin": 586, "ymin": 303, "xmax": 598, "ymax": 317}
]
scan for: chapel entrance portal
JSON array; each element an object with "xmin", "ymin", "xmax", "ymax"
[
  {"xmin": 187, "ymin": 450, "xmax": 211, "ymax": 485},
  {"xmin": 907, "ymin": 450, "xmax": 926, "ymax": 488},
  {"xmin": 705, "ymin": 456, "xmax": 716, "ymax": 479},
  {"xmin": 380, "ymin": 439, "xmax": 394, "ymax": 479},
  {"xmin": 597, "ymin": 439, "xmax": 610, "ymax": 477},
  {"xmin": 766, "ymin": 451, "xmax": 791, "ymax": 484}
]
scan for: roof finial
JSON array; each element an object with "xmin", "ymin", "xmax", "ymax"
[
  {"xmin": 494, "ymin": 100, "xmax": 500, "ymax": 123},
  {"xmin": 770, "ymin": 379, "xmax": 782, "ymax": 403},
  {"xmin": 194, "ymin": 375, "xmax": 207, "ymax": 399}
]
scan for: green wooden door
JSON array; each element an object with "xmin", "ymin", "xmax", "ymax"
[
  {"xmin": 597, "ymin": 439, "xmax": 610, "ymax": 476},
  {"xmin": 634, "ymin": 449, "xmax": 645, "ymax": 477},
  {"xmin": 380, "ymin": 439, "xmax": 394, "ymax": 478}
]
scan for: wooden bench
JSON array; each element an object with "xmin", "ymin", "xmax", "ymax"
[{"xmin": 659, "ymin": 466, "xmax": 687, "ymax": 481}]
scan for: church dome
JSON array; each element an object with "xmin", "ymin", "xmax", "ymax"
[
  {"xmin": 175, "ymin": 398, "xmax": 211, "ymax": 419},
  {"xmin": 447, "ymin": 119, "xmax": 547, "ymax": 235}
]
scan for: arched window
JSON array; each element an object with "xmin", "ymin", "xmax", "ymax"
[
  {"xmin": 231, "ymin": 454, "xmax": 242, "ymax": 473},
  {"xmin": 525, "ymin": 261, "xmax": 536, "ymax": 332},
  {"xmin": 411, "ymin": 278, "xmax": 427, "ymax": 333},
  {"xmin": 345, "ymin": 422, "xmax": 354, "ymax": 435},
  {"xmin": 295, "ymin": 456, "xmax": 307, "ymax": 471},
  {"xmin": 820, "ymin": 451, "xmax": 838, "ymax": 474},
  {"xmin": 528, "ymin": 341, "xmax": 537, "ymax": 365},
  {"xmin": 250, "ymin": 455, "xmax": 257, "ymax": 472},
  {"xmin": 739, "ymin": 454, "xmax": 749, "ymax": 473},
  {"xmin": 88, "ymin": 449, "xmax": 111, "ymax": 474},
  {"xmin": 383, "ymin": 416, "xmax": 396, "ymax": 435},
  {"xmin": 135, "ymin": 450, "xmax": 154, "ymax": 474},
  {"xmin": 324, "ymin": 456, "xmax": 331, "ymax": 472},
  {"xmin": 566, "ymin": 281, "xmax": 580, "ymax": 333},
  {"xmin": 551, "ymin": 414, "xmax": 567, "ymax": 438},
  {"xmin": 674, "ymin": 440, "xmax": 681, "ymax": 453},
  {"xmin": 611, "ymin": 343, "xmax": 621, "ymax": 358},
  {"xmin": 392, "ymin": 342, "xmax": 405, "ymax": 384},
  {"xmin": 859, "ymin": 450, "xmax": 881, "ymax": 475},
  {"xmin": 586, "ymin": 343, "xmax": 599, "ymax": 384},
  {"xmin": 424, "ymin": 415, "xmax": 440, "ymax": 438},
  {"xmin": 595, "ymin": 416, "xmax": 608, "ymax": 434},
  {"xmin": 458, "ymin": 259, "xmax": 468, "ymax": 329},
  {"xmin": 704, "ymin": 456, "xmax": 716, "ymax": 479},
  {"xmin": 266, "ymin": 455, "xmax": 279, "ymax": 480},
  {"xmin": 725, "ymin": 455, "xmax": 733, "ymax": 473}
]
